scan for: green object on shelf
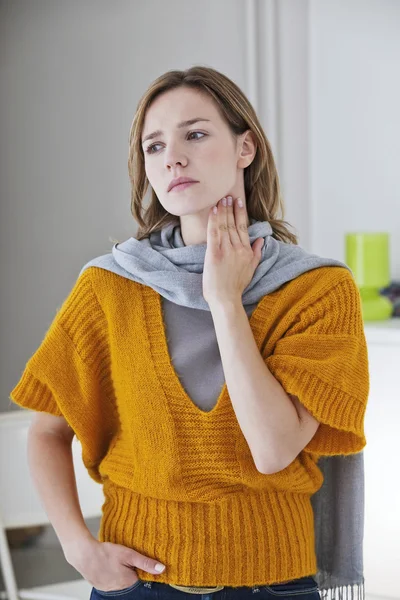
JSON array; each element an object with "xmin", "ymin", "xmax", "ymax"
[{"xmin": 345, "ymin": 232, "xmax": 392, "ymax": 321}]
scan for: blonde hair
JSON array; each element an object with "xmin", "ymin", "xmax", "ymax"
[{"xmin": 128, "ymin": 66, "xmax": 298, "ymax": 245}]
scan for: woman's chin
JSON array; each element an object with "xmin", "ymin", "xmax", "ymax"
[{"xmin": 165, "ymin": 200, "xmax": 214, "ymax": 218}]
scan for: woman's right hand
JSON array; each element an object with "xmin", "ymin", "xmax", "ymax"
[{"xmin": 64, "ymin": 537, "xmax": 166, "ymax": 592}]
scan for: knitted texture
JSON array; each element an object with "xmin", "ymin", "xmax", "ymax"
[{"xmin": 9, "ymin": 265, "xmax": 369, "ymax": 588}]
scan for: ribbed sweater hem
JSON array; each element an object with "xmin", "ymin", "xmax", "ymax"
[{"xmin": 99, "ymin": 479, "xmax": 318, "ymax": 588}]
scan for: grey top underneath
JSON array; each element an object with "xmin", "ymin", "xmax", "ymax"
[{"xmin": 162, "ymin": 297, "xmax": 258, "ymax": 412}]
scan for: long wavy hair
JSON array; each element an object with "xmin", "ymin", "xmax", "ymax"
[{"xmin": 128, "ymin": 66, "xmax": 298, "ymax": 245}]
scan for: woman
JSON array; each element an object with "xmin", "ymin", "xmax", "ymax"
[{"xmin": 10, "ymin": 66, "xmax": 369, "ymax": 600}]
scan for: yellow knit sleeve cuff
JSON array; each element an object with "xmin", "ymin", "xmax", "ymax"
[
  {"xmin": 9, "ymin": 320, "xmax": 115, "ymax": 482},
  {"xmin": 10, "ymin": 367, "xmax": 63, "ymax": 417},
  {"xmin": 266, "ymin": 333, "xmax": 369, "ymax": 457},
  {"xmin": 9, "ymin": 321, "xmax": 98, "ymax": 431},
  {"xmin": 9, "ymin": 268, "xmax": 118, "ymax": 482}
]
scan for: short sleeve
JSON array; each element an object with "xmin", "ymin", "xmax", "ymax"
[
  {"xmin": 9, "ymin": 268, "xmax": 118, "ymax": 481},
  {"xmin": 265, "ymin": 271, "xmax": 369, "ymax": 458}
]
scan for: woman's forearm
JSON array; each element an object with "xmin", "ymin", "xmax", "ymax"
[
  {"xmin": 209, "ymin": 299, "xmax": 301, "ymax": 474},
  {"xmin": 27, "ymin": 429, "xmax": 96, "ymax": 559}
]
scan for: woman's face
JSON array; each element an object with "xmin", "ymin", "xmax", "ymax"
[{"xmin": 141, "ymin": 87, "xmax": 247, "ymax": 218}]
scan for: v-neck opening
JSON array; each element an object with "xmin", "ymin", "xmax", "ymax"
[{"xmin": 141, "ymin": 285, "xmax": 271, "ymax": 419}]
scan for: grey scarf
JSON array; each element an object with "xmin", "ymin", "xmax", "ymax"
[{"xmin": 80, "ymin": 218, "xmax": 366, "ymax": 600}]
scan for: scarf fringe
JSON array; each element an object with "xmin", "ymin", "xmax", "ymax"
[{"xmin": 319, "ymin": 581, "xmax": 365, "ymax": 600}]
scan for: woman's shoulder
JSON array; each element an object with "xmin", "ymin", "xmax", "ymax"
[
  {"xmin": 283, "ymin": 265, "xmax": 357, "ymax": 304},
  {"xmin": 262, "ymin": 265, "xmax": 361, "ymax": 334},
  {"xmin": 77, "ymin": 264, "xmax": 144, "ymax": 305},
  {"xmin": 280, "ymin": 265, "xmax": 363, "ymax": 335}
]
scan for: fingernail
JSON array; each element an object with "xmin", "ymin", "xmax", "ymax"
[
  {"xmin": 155, "ymin": 563, "xmax": 165, "ymax": 572},
  {"xmin": 222, "ymin": 197, "xmax": 227, "ymax": 206},
  {"xmin": 238, "ymin": 198, "xmax": 243, "ymax": 208},
  {"xmin": 227, "ymin": 196, "xmax": 232, "ymax": 206}
]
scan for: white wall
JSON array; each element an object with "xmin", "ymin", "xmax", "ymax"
[
  {"xmin": 309, "ymin": 0, "xmax": 400, "ymax": 277},
  {"xmin": 275, "ymin": 0, "xmax": 311, "ymax": 249}
]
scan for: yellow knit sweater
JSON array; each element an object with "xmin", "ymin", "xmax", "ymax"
[{"xmin": 10, "ymin": 265, "xmax": 369, "ymax": 588}]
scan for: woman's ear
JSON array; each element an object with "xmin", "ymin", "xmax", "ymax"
[{"xmin": 237, "ymin": 130, "xmax": 257, "ymax": 168}]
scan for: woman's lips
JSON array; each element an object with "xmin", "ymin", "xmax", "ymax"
[{"xmin": 169, "ymin": 181, "xmax": 198, "ymax": 192}]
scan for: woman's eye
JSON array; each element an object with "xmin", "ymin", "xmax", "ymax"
[
  {"xmin": 187, "ymin": 131, "xmax": 205, "ymax": 141},
  {"xmin": 145, "ymin": 131, "xmax": 206, "ymax": 154},
  {"xmin": 146, "ymin": 143, "xmax": 162, "ymax": 154}
]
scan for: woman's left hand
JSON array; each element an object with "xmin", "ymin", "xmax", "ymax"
[{"xmin": 202, "ymin": 195, "xmax": 264, "ymax": 307}]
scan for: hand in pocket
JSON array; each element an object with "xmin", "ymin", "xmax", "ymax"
[{"xmin": 65, "ymin": 538, "xmax": 166, "ymax": 592}]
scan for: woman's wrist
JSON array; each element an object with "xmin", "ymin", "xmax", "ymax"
[{"xmin": 62, "ymin": 529, "xmax": 99, "ymax": 567}]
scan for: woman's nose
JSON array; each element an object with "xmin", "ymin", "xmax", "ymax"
[{"xmin": 164, "ymin": 144, "xmax": 187, "ymax": 168}]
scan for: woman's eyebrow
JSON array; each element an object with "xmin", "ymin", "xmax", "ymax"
[{"xmin": 141, "ymin": 118, "xmax": 211, "ymax": 144}]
